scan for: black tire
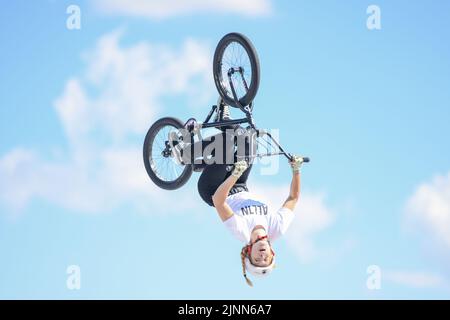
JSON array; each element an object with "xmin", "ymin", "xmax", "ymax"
[
  {"xmin": 213, "ymin": 33, "xmax": 260, "ymax": 108},
  {"xmin": 143, "ymin": 117, "xmax": 193, "ymax": 190}
]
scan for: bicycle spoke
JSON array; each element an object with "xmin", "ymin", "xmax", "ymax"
[
  {"xmin": 220, "ymin": 40, "xmax": 253, "ymax": 102},
  {"xmin": 150, "ymin": 124, "xmax": 186, "ymax": 182}
]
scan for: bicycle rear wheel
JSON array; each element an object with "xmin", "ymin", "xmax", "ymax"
[
  {"xmin": 213, "ymin": 33, "xmax": 260, "ymax": 108},
  {"xmin": 143, "ymin": 117, "xmax": 193, "ymax": 190}
]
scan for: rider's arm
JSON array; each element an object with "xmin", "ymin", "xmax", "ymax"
[
  {"xmin": 212, "ymin": 161, "xmax": 248, "ymax": 222},
  {"xmin": 282, "ymin": 171, "xmax": 300, "ymax": 211},
  {"xmin": 212, "ymin": 174, "xmax": 239, "ymax": 222},
  {"xmin": 282, "ymin": 156, "xmax": 303, "ymax": 211}
]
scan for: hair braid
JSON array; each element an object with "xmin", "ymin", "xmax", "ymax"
[{"xmin": 241, "ymin": 245, "xmax": 253, "ymax": 287}]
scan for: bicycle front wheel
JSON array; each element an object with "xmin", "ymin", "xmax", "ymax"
[{"xmin": 213, "ymin": 33, "xmax": 260, "ymax": 108}]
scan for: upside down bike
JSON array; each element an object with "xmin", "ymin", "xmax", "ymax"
[{"xmin": 143, "ymin": 33, "xmax": 309, "ymax": 190}]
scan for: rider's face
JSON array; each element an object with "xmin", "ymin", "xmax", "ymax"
[{"xmin": 250, "ymin": 240, "xmax": 273, "ymax": 267}]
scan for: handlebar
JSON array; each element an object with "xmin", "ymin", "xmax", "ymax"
[{"xmin": 287, "ymin": 153, "xmax": 309, "ymax": 163}]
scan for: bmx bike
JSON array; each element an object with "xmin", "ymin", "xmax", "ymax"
[{"xmin": 143, "ymin": 33, "xmax": 309, "ymax": 190}]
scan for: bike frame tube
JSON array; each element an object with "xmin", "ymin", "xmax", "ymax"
[
  {"xmin": 201, "ymin": 118, "xmax": 249, "ymax": 129},
  {"xmin": 196, "ymin": 71, "xmax": 296, "ymax": 162},
  {"xmin": 203, "ymin": 104, "xmax": 217, "ymax": 124},
  {"xmin": 199, "ymin": 108, "xmax": 292, "ymax": 161},
  {"xmin": 263, "ymin": 131, "xmax": 293, "ymax": 161}
]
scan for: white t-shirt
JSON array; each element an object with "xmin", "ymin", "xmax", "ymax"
[{"xmin": 223, "ymin": 191, "xmax": 295, "ymax": 243}]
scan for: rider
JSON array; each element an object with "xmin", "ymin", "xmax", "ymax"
[{"xmin": 172, "ymin": 99, "xmax": 304, "ymax": 286}]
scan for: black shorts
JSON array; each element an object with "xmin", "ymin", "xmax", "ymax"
[{"xmin": 197, "ymin": 127, "xmax": 256, "ymax": 207}]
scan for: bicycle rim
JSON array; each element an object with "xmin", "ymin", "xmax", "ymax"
[
  {"xmin": 149, "ymin": 125, "xmax": 186, "ymax": 183},
  {"xmin": 219, "ymin": 40, "xmax": 253, "ymax": 102}
]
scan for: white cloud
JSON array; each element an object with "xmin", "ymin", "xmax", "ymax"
[
  {"xmin": 286, "ymin": 192, "xmax": 335, "ymax": 263},
  {"xmin": 404, "ymin": 172, "xmax": 450, "ymax": 251},
  {"xmin": 385, "ymin": 270, "xmax": 444, "ymax": 288},
  {"xmin": 92, "ymin": 0, "xmax": 272, "ymax": 19},
  {"xmin": 0, "ymin": 30, "xmax": 213, "ymax": 214},
  {"xmin": 57, "ymin": 30, "xmax": 212, "ymax": 146},
  {"xmin": 251, "ymin": 183, "xmax": 335, "ymax": 263}
]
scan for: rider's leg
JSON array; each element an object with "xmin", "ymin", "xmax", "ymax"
[
  {"xmin": 188, "ymin": 124, "xmax": 256, "ymax": 164},
  {"xmin": 197, "ymin": 164, "xmax": 230, "ymax": 206},
  {"xmin": 197, "ymin": 130, "xmax": 236, "ymax": 206},
  {"xmin": 197, "ymin": 127, "xmax": 256, "ymax": 206},
  {"xmin": 231, "ymin": 127, "xmax": 257, "ymax": 188},
  {"xmin": 183, "ymin": 128, "xmax": 237, "ymax": 165}
]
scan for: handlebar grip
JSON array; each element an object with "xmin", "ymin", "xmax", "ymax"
[{"xmin": 288, "ymin": 154, "xmax": 310, "ymax": 163}]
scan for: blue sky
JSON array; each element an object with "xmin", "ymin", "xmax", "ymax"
[{"xmin": 1, "ymin": 0, "xmax": 450, "ymax": 299}]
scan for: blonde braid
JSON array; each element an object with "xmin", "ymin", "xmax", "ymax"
[{"xmin": 241, "ymin": 246, "xmax": 253, "ymax": 287}]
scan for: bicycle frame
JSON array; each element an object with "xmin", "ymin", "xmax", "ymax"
[
  {"xmin": 198, "ymin": 103, "xmax": 297, "ymax": 163},
  {"xmin": 181, "ymin": 71, "xmax": 309, "ymax": 164},
  {"xmin": 144, "ymin": 34, "xmax": 309, "ymax": 191}
]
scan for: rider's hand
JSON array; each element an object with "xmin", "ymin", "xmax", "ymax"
[
  {"xmin": 232, "ymin": 160, "xmax": 249, "ymax": 178},
  {"xmin": 289, "ymin": 155, "xmax": 304, "ymax": 174}
]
